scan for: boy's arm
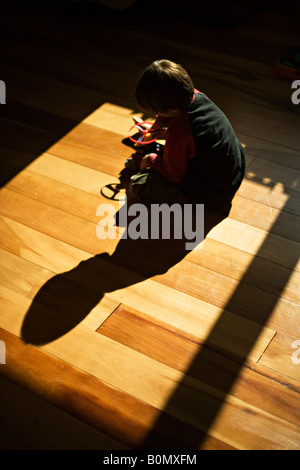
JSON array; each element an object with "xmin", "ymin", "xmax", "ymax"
[
  {"xmin": 133, "ymin": 115, "xmax": 168, "ymax": 144},
  {"xmin": 142, "ymin": 133, "xmax": 195, "ymax": 183}
]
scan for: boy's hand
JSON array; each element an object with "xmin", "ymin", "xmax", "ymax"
[
  {"xmin": 140, "ymin": 153, "xmax": 157, "ymax": 171},
  {"xmin": 139, "ymin": 154, "xmax": 151, "ymax": 171}
]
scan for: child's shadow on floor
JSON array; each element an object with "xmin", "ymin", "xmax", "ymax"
[{"xmin": 21, "ymin": 203, "xmax": 229, "ymax": 346}]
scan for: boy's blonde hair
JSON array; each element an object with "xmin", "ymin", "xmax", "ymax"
[{"xmin": 135, "ymin": 59, "xmax": 194, "ymax": 114}]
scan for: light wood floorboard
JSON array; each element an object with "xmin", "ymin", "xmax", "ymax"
[{"xmin": 0, "ymin": 0, "xmax": 299, "ymax": 450}]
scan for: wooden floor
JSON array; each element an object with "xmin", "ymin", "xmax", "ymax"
[{"xmin": 0, "ymin": 0, "xmax": 300, "ymax": 450}]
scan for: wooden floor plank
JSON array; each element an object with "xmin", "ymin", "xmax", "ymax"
[
  {"xmin": 0, "ymin": 327, "xmax": 235, "ymax": 450},
  {"xmin": 1, "ymin": 162, "xmax": 299, "ymax": 270},
  {"xmin": 207, "ymin": 217, "xmax": 300, "ymax": 272},
  {"xmin": 1, "ymin": 286, "xmax": 299, "ymax": 450},
  {"xmin": 0, "ymin": 247, "xmax": 120, "ymax": 333},
  {"xmin": 0, "ymin": 188, "xmax": 117, "ymax": 256},
  {"xmin": 47, "ymin": 130, "xmax": 129, "ymax": 178},
  {"xmin": 98, "ymin": 303, "xmax": 300, "ymax": 406},
  {"xmin": 1, "ymin": 207, "xmax": 298, "ymax": 344},
  {"xmin": 97, "ymin": 304, "xmax": 275, "ymax": 366},
  {"xmin": 0, "ymin": 216, "xmax": 92, "ymax": 273},
  {"xmin": 1, "ymin": 190, "xmax": 298, "ymax": 310},
  {"xmin": 0, "ymin": 176, "xmax": 298, "ymax": 339},
  {"xmin": 247, "ymin": 158, "xmax": 300, "ymax": 194},
  {"xmin": 187, "ymin": 238, "xmax": 300, "ymax": 306},
  {"xmin": 0, "ymin": 239, "xmax": 276, "ymax": 362},
  {"xmin": 259, "ymin": 333, "xmax": 300, "ymax": 383},
  {"xmin": 238, "ymin": 178, "xmax": 299, "ymax": 216},
  {"xmin": 83, "ymin": 100, "xmax": 300, "ymax": 155},
  {"xmin": 154, "ymin": 259, "xmax": 299, "ymax": 337},
  {"xmin": 0, "ymin": 64, "xmax": 105, "ymax": 122},
  {"xmin": 0, "ymin": 188, "xmax": 297, "ymax": 338},
  {"xmin": 230, "ymin": 196, "xmax": 300, "ymax": 243},
  {"xmin": 5, "ymin": 149, "xmax": 299, "ymax": 243},
  {"xmin": 5, "ymin": 169, "xmax": 119, "ymax": 226},
  {"xmin": 47, "ymin": 112, "xmax": 300, "ymax": 193},
  {"xmin": 1, "ymin": 0, "xmax": 300, "ymax": 450},
  {"xmin": 0, "ymin": 375, "xmax": 126, "ymax": 450}
]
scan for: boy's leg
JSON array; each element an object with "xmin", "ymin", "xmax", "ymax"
[
  {"xmin": 129, "ymin": 170, "xmax": 236, "ymax": 217},
  {"xmin": 128, "ymin": 169, "xmax": 190, "ymax": 205}
]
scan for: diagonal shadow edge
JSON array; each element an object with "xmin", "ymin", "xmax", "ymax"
[{"xmin": 137, "ymin": 192, "xmax": 299, "ymax": 450}]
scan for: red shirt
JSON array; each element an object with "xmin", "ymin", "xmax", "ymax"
[{"xmin": 147, "ymin": 92, "xmax": 199, "ymax": 183}]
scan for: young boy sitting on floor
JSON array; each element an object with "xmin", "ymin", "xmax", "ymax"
[{"xmin": 125, "ymin": 59, "xmax": 246, "ymax": 215}]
